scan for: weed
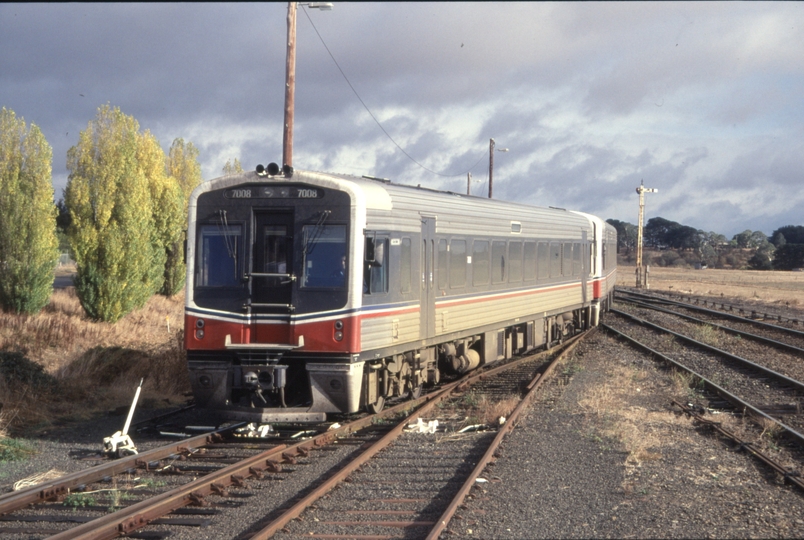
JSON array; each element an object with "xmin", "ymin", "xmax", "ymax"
[
  {"xmin": 694, "ymin": 325, "xmax": 721, "ymax": 346},
  {"xmin": 0, "ymin": 436, "xmax": 35, "ymax": 462},
  {"xmin": 107, "ymin": 489, "xmax": 133, "ymax": 511},
  {"xmin": 562, "ymin": 361, "xmax": 582, "ymax": 377},
  {"xmin": 63, "ymin": 493, "xmax": 96, "ymax": 509},
  {"xmin": 136, "ymin": 478, "xmax": 167, "ymax": 489},
  {"xmin": 461, "ymin": 392, "xmax": 479, "ymax": 408}
]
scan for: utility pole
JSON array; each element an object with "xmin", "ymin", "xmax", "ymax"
[
  {"xmin": 282, "ymin": 2, "xmax": 298, "ymax": 169},
  {"xmin": 282, "ymin": 2, "xmax": 332, "ymax": 170},
  {"xmin": 488, "ymin": 138, "xmax": 495, "ymax": 198},
  {"xmin": 635, "ymin": 180, "xmax": 657, "ymax": 288},
  {"xmin": 467, "ymin": 172, "xmax": 471, "ymax": 195}
]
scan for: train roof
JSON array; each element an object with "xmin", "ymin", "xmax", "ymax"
[{"xmin": 191, "ymin": 168, "xmax": 599, "ymax": 237}]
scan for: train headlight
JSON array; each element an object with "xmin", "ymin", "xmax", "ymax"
[
  {"xmin": 334, "ymin": 320, "xmax": 343, "ymax": 330},
  {"xmin": 194, "ymin": 319, "xmax": 205, "ymax": 339},
  {"xmin": 334, "ymin": 331, "xmax": 343, "ymax": 341}
]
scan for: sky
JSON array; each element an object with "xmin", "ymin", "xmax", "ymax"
[{"xmin": 1, "ymin": 2, "xmax": 803, "ymax": 239}]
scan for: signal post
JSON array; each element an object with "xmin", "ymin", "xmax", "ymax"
[{"xmin": 635, "ymin": 181, "xmax": 657, "ymax": 288}]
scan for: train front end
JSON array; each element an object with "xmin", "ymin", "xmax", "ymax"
[{"xmin": 184, "ymin": 169, "xmax": 364, "ymax": 422}]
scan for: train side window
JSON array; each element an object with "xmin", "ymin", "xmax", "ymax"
[
  {"xmin": 449, "ymin": 240, "xmax": 466, "ymax": 288},
  {"xmin": 437, "ymin": 239, "xmax": 448, "ymax": 289},
  {"xmin": 400, "ymin": 237, "xmax": 412, "ymax": 293},
  {"xmin": 364, "ymin": 237, "xmax": 388, "ymax": 295},
  {"xmin": 472, "ymin": 240, "xmax": 490, "ymax": 286},
  {"xmin": 537, "ymin": 242, "xmax": 549, "ymax": 280},
  {"xmin": 549, "ymin": 242, "xmax": 561, "ymax": 278},
  {"xmin": 509, "ymin": 241, "xmax": 522, "ymax": 282},
  {"xmin": 602, "ymin": 242, "xmax": 608, "ymax": 271},
  {"xmin": 197, "ymin": 224, "xmax": 242, "ymax": 287},
  {"xmin": 492, "ymin": 241, "xmax": 506, "ymax": 284},
  {"xmin": 573, "ymin": 243, "xmax": 582, "ymax": 276},
  {"xmin": 302, "ymin": 224, "xmax": 347, "ymax": 289},
  {"xmin": 562, "ymin": 243, "xmax": 572, "ymax": 277},
  {"xmin": 523, "ymin": 242, "xmax": 536, "ymax": 281}
]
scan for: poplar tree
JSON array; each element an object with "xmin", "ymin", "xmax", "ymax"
[
  {"xmin": 0, "ymin": 108, "xmax": 59, "ymax": 313},
  {"xmin": 167, "ymin": 138, "xmax": 202, "ymax": 200},
  {"xmin": 65, "ymin": 105, "xmax": 161, "ymax": 322},
  {"xmin": 222, "ymin": 158, "xmax": 243, "ymax": 175},
  {"xmin": 162, "ymin": 138, "xmax": 202, "ymax": 296}
]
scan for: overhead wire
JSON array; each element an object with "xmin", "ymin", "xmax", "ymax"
[{"xmin": 300, "ymin": 5, "xmax": 488, "ymax": 178}]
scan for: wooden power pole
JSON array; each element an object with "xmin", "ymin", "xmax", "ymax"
[{"xmin": 282, "ymin": 2, "xmax": 298, "ymax": 169}]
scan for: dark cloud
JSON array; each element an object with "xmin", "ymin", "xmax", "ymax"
[{"xmin": 2, "ymin": 2, "xmax": 803, "ymax": 238}]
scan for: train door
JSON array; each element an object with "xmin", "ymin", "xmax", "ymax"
[
  {"xmin": 252, "ymin": 211, "xmax": 294, "ymax": 312},
  {"xmin": 420, "ymin": 216, "xmax": 436, "ymax": 339}
]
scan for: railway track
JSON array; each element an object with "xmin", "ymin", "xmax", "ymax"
[
  {"xmin": 603, "ymin": 301, "xmax": 804, "ymax": 492},
  {"xmin": 0, "ymin": 335, "xmax": 588, "ymax": 539}
]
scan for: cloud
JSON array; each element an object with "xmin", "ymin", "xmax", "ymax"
[{"xmin": 2, "ymin": 2, "xmax": 804, "ymax": 238}]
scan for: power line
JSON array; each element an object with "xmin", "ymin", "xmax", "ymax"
[{"xmin": 300, "ymin": 6, "xmax": 488, "ymax": 178}]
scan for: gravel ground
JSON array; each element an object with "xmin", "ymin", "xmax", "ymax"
[
  {"xmin": 458, "ymin": 324, "xmax": 804, "ymax": 539},
  {"xmin": 5, "ymin": 299, "xmax": 804, "ymax": 538}
]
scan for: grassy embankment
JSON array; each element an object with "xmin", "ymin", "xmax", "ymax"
[{"xmin": 0, "ymin": 268, "xmax": 189, "ymax": 441}]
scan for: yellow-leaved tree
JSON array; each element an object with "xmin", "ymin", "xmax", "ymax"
[
  {"xmin": 164, "ymin": 138, "xmax": 202, "ymax": 295},
  {"xmin": 222, "ymin": 158, "xmax": 243, "ymax": 175},
  {"xmin": 65, "ymin": 104, "xmax": 162, "ymax": 322},
  {"xmin": 0, "ymin": 108, "xmax": 59, "ymax": 313},
  {"xmin": 138, "ymin": 130, "xmax": 185, "ymax": 297}
]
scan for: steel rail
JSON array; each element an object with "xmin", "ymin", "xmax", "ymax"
[
  {"xmin": 425, "ymin": 330, "xmax": 591, "ymax": 540},
  {"xmin": 601, "ymin": 322, "xmax": 804, "ymax": 447},
  {"xmin": 672, "ymin": 400, "xmax": 804, "ymax": 491},
  {"xmin": 610, "ymin": 308, "xmax": 804, "ymax": 395},
  {"xmin": 44, "ymin": 386, "xmax": 455, "ymax": 540},
  {"xmin": 616, "ymin": 295, "xmax": 804, "ymax": 356},
  {"xmin": 616, "ymin": 289, "xmax": 804, "ymax": 338},
  {"xmin": 0, "ymin": 423, "xmax": 245, "ymax": 516},
  {"xmin": 247, "ymin": 333, "xmax": 586, "ymax": 540}
]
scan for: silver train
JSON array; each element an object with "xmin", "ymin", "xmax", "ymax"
[{"xmin": 184, "ymin": 166, "xmax": 617, "ymax": 422}]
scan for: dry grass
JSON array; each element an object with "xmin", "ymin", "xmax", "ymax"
[
  {"xmin": 577, "ymin": 363, "xmax": 693, "ymax": 469},
  {"xmin": 0, "ymin": 285, "xmax": 189, "ymax": 434},
  {"xmin": 618, "ymin": 265, "xmax": 804, "ymax": 307}
]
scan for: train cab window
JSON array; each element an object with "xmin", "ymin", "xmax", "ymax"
[
  {"xmin": 549, "ymin": 242, "xmax": 561, "ymax": 278},
  {"xmin": 262, "ymin": 225, "xmax": 289, "ymax": 274},
  {"xmin": 400, "ymin": 238, "xmax": 412, "ymax": 293},
  {"xmin": 437, "ymin": 239, "xmax": 448, "ymax": 289},
  {"xmin": 197, "ymin": 224, "xmax": 242, "ymax": 287},
  {"xmin": 492, "ymin": 241, "xmax": 506, "ymax": 284},
  {"xmin": 472, "ymin": 241, "xmax": 490, "ymax": 286},
  {"xmin": 363, "ymin": 236, "xmax": 388, "ymax": 295},
  {"xmin": 509, "ymin": 242, "xmax": 523, "ymax": 283},
  {"xmin": 449, "ymin": 240, "xmax": 466, "ymax": 288},
  {"xmin": 523, "ymin": 242, "xmax": 536, "ymax": 281},
  {"xmin": 537, "ymin": 242, "xmax": 549, "ymax": 280},
  {"xmin": 302, "ymin": 224, "xmax": 347, "ymax": 288}
]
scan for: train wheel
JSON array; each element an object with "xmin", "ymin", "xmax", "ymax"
[
  {"xmin": 367, "ymin": 395, "xmax": 385, "ymax": 414},
  {"xmin": 409, "ymin": 384, "xmax": 423, "ymax": 399}
]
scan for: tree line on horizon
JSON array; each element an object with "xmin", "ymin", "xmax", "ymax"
[
  {"xmin": 607, "ymin": 217, "xmax": 804, "ymax": 271},
  {"xmin": 0, "ymin": 105, "xmax": 203, "ymax": 321}
]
